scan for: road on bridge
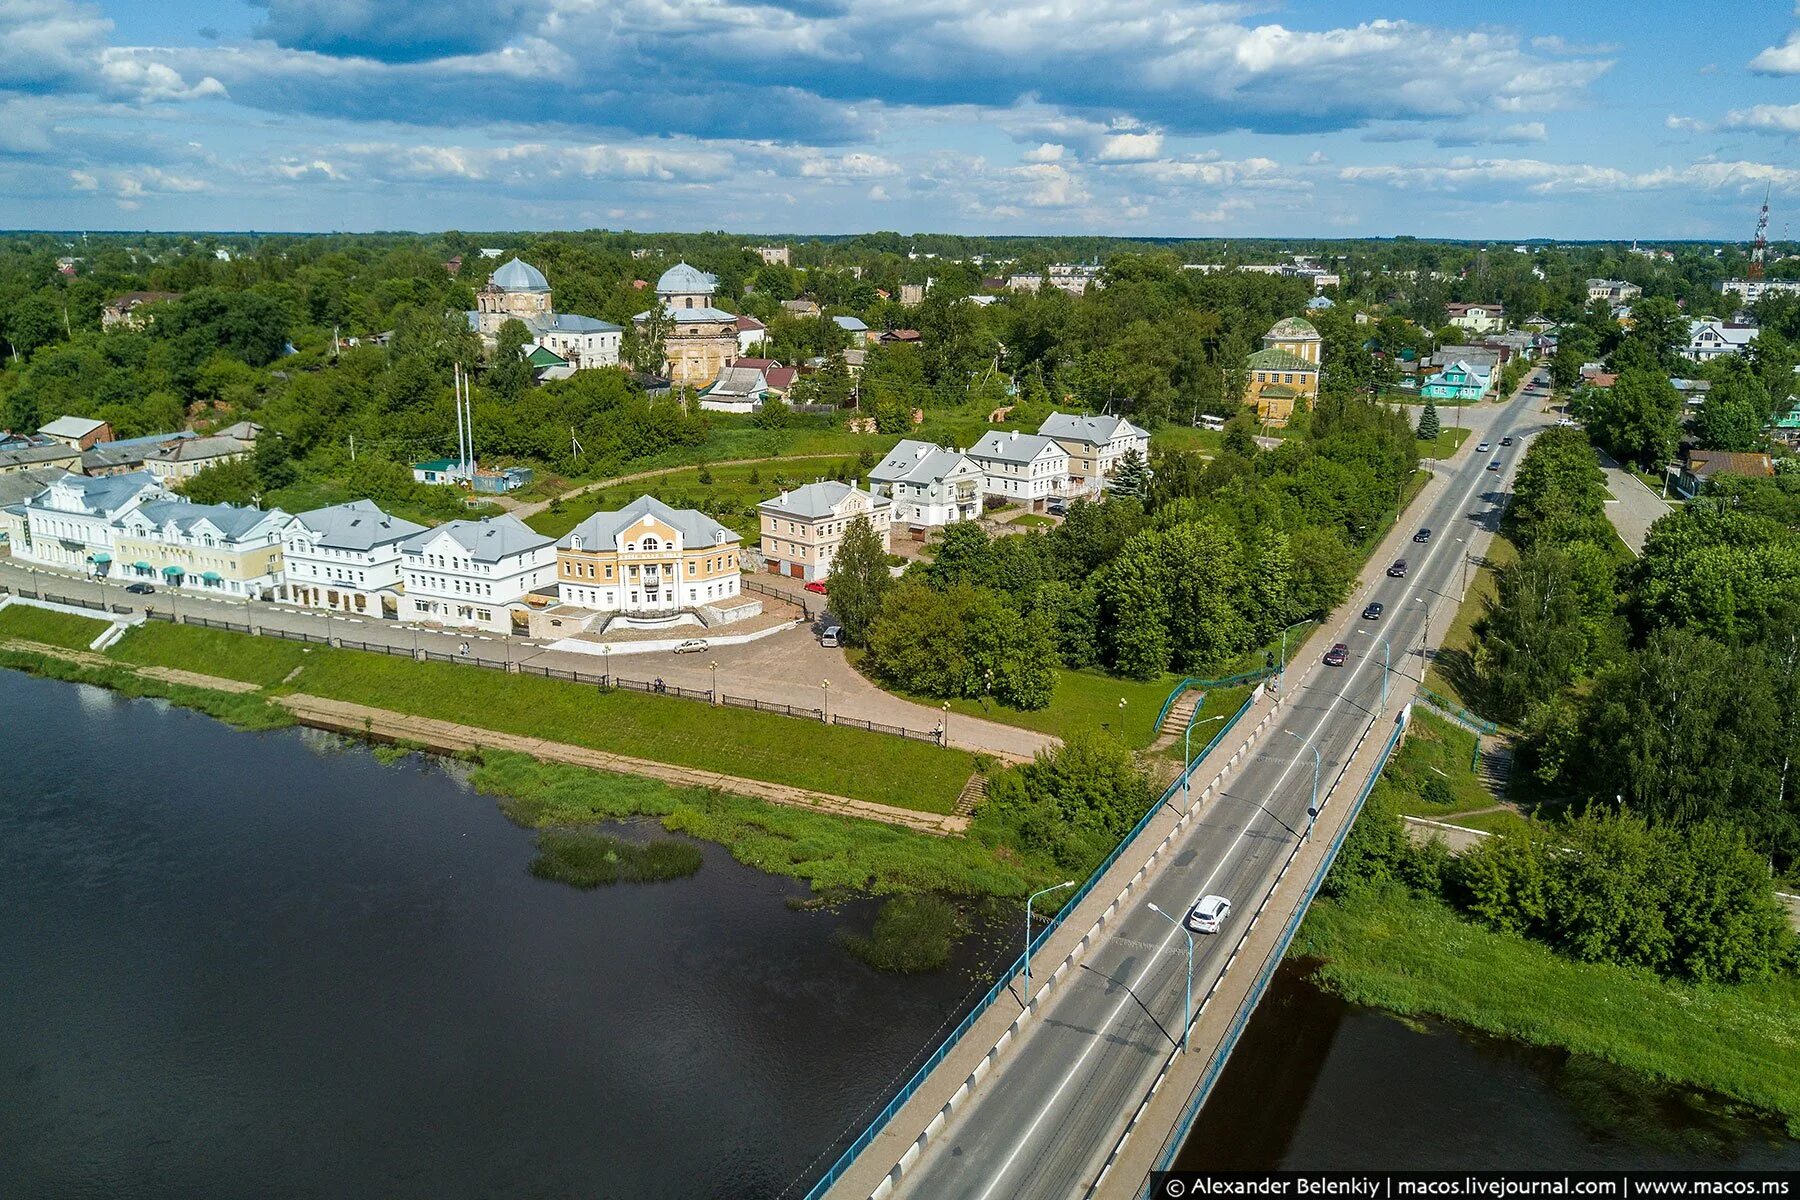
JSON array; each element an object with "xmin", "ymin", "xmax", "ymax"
[{"xmin": 880, "ymin": 380, "xmax": 1547, "ymax": 1200}]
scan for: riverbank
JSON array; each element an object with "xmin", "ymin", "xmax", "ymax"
[{"xmin": 1292, "ymin": 885, "xmax": 1800, "ymax": 1134}]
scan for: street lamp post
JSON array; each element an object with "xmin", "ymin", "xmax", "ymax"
[
  {"xmin": 709, "ymin": 660, "xmax": 719, "ymax": 706},
  {"xmin": 1023, "ymin": 880, "xmax": 1076, "ymax": 1001},
  {"xmin": 1357, "ymin": 631, "xmax": 1392, "ymax": 711},
  {"xmin": 1287, "ymin": 730, "xmax": 1322, "ymax": 841},
  {"xmin": 941, "ymin": 700, "xmax": 950, "ymax": 747},
  {"xmin": 822, "ymin": 679, "xmax": 832, "ymax": 725},
  {"xmin": 600, "ymin": 642, "xmax": 611, "ymax": 685},
  {"xmin": 1146, "ymin": 902, "xmax": 1195, "ymax": 1052},
  {"xmin": 1184, "ymin": 714, "xmax": 1227, "ymax": 808}
]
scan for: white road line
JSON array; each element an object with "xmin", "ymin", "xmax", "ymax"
[{"xmin": 958, "ymin": 403, "xmax": 1525, "ymax": 1200}]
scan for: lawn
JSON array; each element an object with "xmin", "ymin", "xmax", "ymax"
[
  {"xmin": 285, "ymin": 646, "xmax": 972, "ymax": 813},
  {"xmin": 1149, "ymin": 424, "xmax": 1224, "ymax": 455},
  {"xmin": 527, "ymin": 454, "xmax": 859, "ymax": 541},
  {"xmin": 936, "ymin": 666, "xmax": 1189, "ymax": 750},
  {"xmin": 109, "ymin": 621, "xmax": 312, "ymax": 687},
  {"xmin": 0, "ymin": 604, "xmax": 110, "ymax": 650},
  {"xmin": 1295, "ymin": 885, "xmax": 1800, "ymax": 1131},
  {"xmin": 1008, "ymin": 513, "xmax": 1057, "ymax": 528},
  {"xmin": 1374, "ymin": 708, "xmax": 1492, "ymax": 818},
  {"xmin": 1416, "ymin": 426, "xmax": 1472, "ymax": 459},
  {"xmin": 1422, "ymin": 531, "xmax": 1516, "ymax": 715}
]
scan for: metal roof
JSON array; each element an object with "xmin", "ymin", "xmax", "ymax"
[
  {"xmin": 402, "ymin": 514, "xmax": 554, "ymax": 563},
  {"xmin": 559, "ymin": 495, "xmax": 739, "ymax": 551},
  {"xmin": 490, "ymin": 257, "xmax": 550, "ymax": 292},
  {"xmin": 289, "ymin": 499, "xmax": 428, "ymax": 552},
  {"xmin": 969, "ymin": 429, "xmax": 1067, "ymax": 465}
]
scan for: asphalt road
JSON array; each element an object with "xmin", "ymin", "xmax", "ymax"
[{"xmin": 894, "ymin": 380, "xmax": 1548, "ymax": 1200}]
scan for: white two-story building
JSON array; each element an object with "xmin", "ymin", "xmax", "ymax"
[
  {"xmin": 1038, "ymin": 413, "xmax": 1150, "ymax": 496},
  {"xmin": 400, "ymin": 514, "xmax": 556, "ymax": 633},
  {"xmin": 758, "ymin": 481, "xmax": 891, "ymax": 581},
  {"xmin": 968, "ymin": 430, "xmax": 1070, "ymax": 510},
  {"xmin": 18, "ymin": 470, "xmax": 168, "ymax": 574},
  {"xmin": 280, "ymin": 499, "xmax": 428, "ymax": 619},
  {"xmin": 1686, "ymin": 318, "xmax": 1759, "ymax": 363},
  {"xmin": 868, "ymin": 440, "xmax": 985, "ymax": 527}
]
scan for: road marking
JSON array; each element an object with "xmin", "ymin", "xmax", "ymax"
[{"xmin": 955, "ymin": 397, "xmax": 1532, "ymax": 1200}]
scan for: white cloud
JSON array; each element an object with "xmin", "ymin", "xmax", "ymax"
[
  {"xmin": 1750, "ymin": 31, "xmax": 1800, "ymax": 74},
  {"xmin": 1666, "ymin": 114, "xmax": 1709, "ymax": 132},
  {"xmin": 1722, "ymin": 103, "xmax": 1800, "ymax": 137},
  {"xmin": 1021, "ymin": 142, "xmax": 1065, "ymax": 163},
  {"xmin": 1341, "ymin": 155, "xmax": 1800, "ymax": 196},
  {"xmin": 1095, "ymin": 131, "xmax": 1164, "ymax": 162},
  {"xmin": 69, "ymin": 169, "xmax": 97, "ymax": 190},
  {"xmin": 867, "ymin": 184, "xmax": 891, "ymax": 201},
  {"xmin": 99, "ymin": 52, "xmax": 227, "ymax": 103}
]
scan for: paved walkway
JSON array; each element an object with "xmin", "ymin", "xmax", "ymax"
[
  {"xmin": 276, "ymin": 693, "xmax": 970, "ymax": 836},
  {"xmin": 1594, "ymin": 447, "xmax": 1673, "ymax": 555},
  {"xmin": 0, "ymin": 636, "xmax": 261, "ymax": 694}
]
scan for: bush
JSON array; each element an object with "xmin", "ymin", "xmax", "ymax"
[
  {"xmin": 527, "ymin": 829, "xmax": 704, "ymax": 888},
  {"xmin": 838, "ymin": 894, "xmax": 966, "ymax": 973}
]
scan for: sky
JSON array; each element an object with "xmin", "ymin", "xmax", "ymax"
[{"xmin": 3, "ymin": 0, "xmax": 1799, "ymax": 239}]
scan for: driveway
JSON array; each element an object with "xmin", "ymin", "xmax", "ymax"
[{"xmin": 1594, "ymin": 447, "xmax": 1673, "ymax": 555}]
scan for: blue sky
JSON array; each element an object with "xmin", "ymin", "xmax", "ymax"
[{"xmin": 4, "ymin": 0, "xmax": 1799, "ymax": 238}]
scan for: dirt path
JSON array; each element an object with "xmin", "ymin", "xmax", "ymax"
[
  {"xmin": 1, "ymin": 636, "xmax": 262, "ymax": 694},
  {"xmin": 276, "ymin": 693, "xmax": 972, "ymax": 837}
]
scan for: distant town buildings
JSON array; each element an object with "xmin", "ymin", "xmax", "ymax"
[
  {"xmin": 1586, "ymin": 279, "xmax": 1642, "ymax": 304},
  {"xmin": 1686, "ymin": 318, "xmax": 1759, "ymax": 362},
  {"xmin": 634, "ymin": 263, "xmax": 739, "ymax": 387},
  {"xmin": 144, "ymin": 435, "xmax": 253, "ymax": 483},
  {"xmin": 466, "ymin": 258, "xmax": 623, "ymax": 371},
  {"xmin": 1719, "ymin": 278, "xmax": 1800, "ymax": 305},
  {"xmin": 1445, "ymin": 303, "xmax": 1506, "ymax": 335},
  {"xmin": 100, "ymin": 291, "xmax": 181, "ymax": 331},
  {"xmin": 754, "ymin": 245, "xmax": 791, "ymax": 267}
]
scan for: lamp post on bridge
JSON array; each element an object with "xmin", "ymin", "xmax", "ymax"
[
  {"xmin": 1023, "ymin": 880, "xmax": 1076, "ymax": 1002},
  {"xmin": 1287, "ymin": 730, "xmax": 1321, "ymax": 841},
  {"xmin": 1146, "ymin": 902, "xmax": 1194, "ymax": 1053},
  {"xmin": 1183, "ymin": 714, "xmax": 1226, "ymax": 809},
  {"xmin": 1356, "ymin": 630, "xmax": 1393, "ymax": 712}
]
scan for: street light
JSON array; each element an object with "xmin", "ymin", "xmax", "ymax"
[
  {"xmin": 1287, "ymin": 730, "xmax": 1321, "ymax": 841},
  {"xmin": 709, "ymin": 660, "xmax": 719, "ymax": 705},
  {"xmin": 822, "ymin": 678, "xmax": 832, "ymax": 724},
  {"xmin": 600, "ymin": 641, "xmax": 611, "ymax": 684},
  {"xmin": 1023, "ymin": 880, "xmax": 1076, "ymax": 1001},
  {"xmin": 1356, "ymin": 630, "xmax": 1392, "ymax": 711},
  {"xmin": 1146, "ymin": 902, "xmax": 1195, "ymax": 1052},
  {"xmin": 1184, "ymin": 713, "xmax": 1227, "ymax": 807}
]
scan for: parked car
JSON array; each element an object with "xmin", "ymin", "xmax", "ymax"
[
  {"xmin": 1362, "ymin": 601, "xmax": 1384, "ymax": 621},
  {"xmin": 818, "ymin": 625, "xmax": 844, "ymax": 648},
  {"xmin": 1185, "ymin": 894, "xmax": 1232, "ymax": 934},
  {"xmin": 1488, "ymin": 459, "xmax": 1502, "ymax": 472},
  {"xmin": 1323, "ymin": 642, "xmax": 1349, "ymax": 666},
  {"xmin": 1476, "ymin": 441, "xmax": 1492, "ymax": 453},
  {"xmin": 803, "ymin": 580, "xmax": 828, "ymax": 595},
  {"xmin": 672, "ymin": 639, "xmax": 708, "ymax": 654},
  {"xmin": 1500, "ymin": 435, "xmax": 1514, "ymax": 447},
  {"xmin": 1413, "ymin": 528, "xmax": 1432, "ymax": 544},
  {"xmin": 124, "ymin": 582, "xmax": 154, "ymax": 595},
  {"xmin": 1387, "ymin": 559, "xmax": 1408, "ymax": 578},
  {"xmin": 1046, "ymin": 498, "xmax": 1068, "ymax": 516}
]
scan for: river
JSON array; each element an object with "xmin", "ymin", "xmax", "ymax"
[{"xmin": 0, "ymin": 670, "xmax": 1010, "ymax": 1199}]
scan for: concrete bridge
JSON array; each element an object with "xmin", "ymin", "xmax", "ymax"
[{"xmin": 811, "ymin": 379, "xmax": 1548, "ymax": 1200}]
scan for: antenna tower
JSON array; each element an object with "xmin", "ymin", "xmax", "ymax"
[{"xmin": 1750, "ymin": 186, "xmax": 1770, "ymax": 280}]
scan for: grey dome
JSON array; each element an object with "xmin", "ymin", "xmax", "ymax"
[
  {"xmin": 657, "ymin": 262, "xmax": 717, "ymax": 295},
  {"xmin": 490, "ymin": 257, "xmax": 550, "ymax": 292}
]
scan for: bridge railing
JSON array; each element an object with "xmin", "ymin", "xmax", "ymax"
[
  {"xmin": 1152, "ymin": 667, "xmax": 1275, "ymax": 734},
  {"xmin": 1147, "ymin": 711, "xmax": 1409, "ymax": 1179},
  {"xmin": 1417, "ymin": 686, "xmax": 1498, "ymax": 736},
  {"xmin": 799, "ymin": 685, "xmax": 1265, "ymax": 1200}
]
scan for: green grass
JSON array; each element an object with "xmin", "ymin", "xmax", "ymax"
[
  {"xmin": 1295, "ymin": 885, "xmax": 1800, "ymax": 1132},
  {"xmin": 264, "ymin": 478, "xmax": 502, "ymax": 528},
  {"xmin": 1423, "ymin": 531, "xmax": 1516, "ymax": 713},
  {"xmin": 527, "ymin": 829, "xmax": 704, "ymax": 888},
  {"xmin": 936, "ymin": 666, "xmax": 1189, "ymax": 750},
  {"xmin": 1149, "ymin": 424, "xmax": 1224, "ymax": 455},
  {"xmin": 526, "ymin": 454, "xmax": 857, "ymax": 541},
  {"xmin": 1151, "ymin": 684, "xmax": 1255, "ymax": 762},
  {"xmin": 1449, "ymin": 808, "xmax": 1533, "ymax": 836},
  {"xmin": 1417, "ymin": 426, "xmax": 1473, "ymax": 459},
  {"xmin": 0, "ymin": 646, "xmax": 292, "ymax": 730},
  {"xmin": 108, "ymin": 621, "xmax": 311, "ymax": 687},
  {"xmin": 0, "ymin": 604, "xmax": 110, "ymax": 650},
  {"xmin": 1009, "ymin": 513, "xmax": 1057, "ymax": 528},
  {"xmin": 838, "ymin": 894, "xmax": 967, "ymax": 973},
  {"xmin": 1378, "ymin": 709, "xmax": 1492, "ymax": 818},
  {"xmin": 477, "ymin": 751, "xmax": 1051, "ymax": 897},
  {"xmin": 285, "ymin": 645, "xmax": 972, "ymax": 813}
]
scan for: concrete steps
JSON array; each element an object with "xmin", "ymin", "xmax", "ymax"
[
  {"xmin": 1476, "ymin": 737, "xmax": 1514, "ymax": 798},
  {"xmin": 1158, "ymin": 690, "xmax": 1201, "ymax": 738},
  {"xmin": 954, "ymin": 773, "xmax": 988, "ymax": 818}
]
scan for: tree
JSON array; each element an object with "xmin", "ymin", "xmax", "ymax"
[
  {"xmin": 1415, "ymin": 399, "xmax": 1440, "ymax": 442},
  {"xmin": 623, "ymin": 308, "xmax": 669, "ymax": 375},
  {"xmin": 179, "ymin": 456, "xmax": 260, "ymax": 505},
  {"xmin": 1584, "ymin": 368, "xmax": 1679, "ymax": 469},
  {"xmin": 984, "ymin": 731, "xmax": 1154, "ymax": 870},
  {"xmin": 823, "ymin": 514, "xmax": 891, "ymax": 646},
  {"xmin": 1693, "ymin": 357, "xmax": 1772, "ymax": 452},
  {"xmin": 1109, "ymin": 447, "xmax": 1150, "ymax": 498}
]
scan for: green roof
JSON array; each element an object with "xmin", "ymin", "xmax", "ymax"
[
  {"xmin": 414, "ymin": 458, "xmax": 458, "ymax": 472},
  {"xmin": 1258, "ymin": 384, "xmax": 1300, "ymax": 399},
  {"xmin": 525, "ymin": 345, "xmax": 568, "ymax": 367},
  {"xmin": 1245, "ymin": 347, "xmax": 1317, "ymax": 372},
  {"xmin": 88, "ymin": 552, "xmax": 111, "ymax": 563},
  {"xmin": 132, "ymin": 561, "xmax": 152, "ymax": 571},
  {"xmin": 201, "ymin": 571, "xmax": 223, "ymax": 582}
]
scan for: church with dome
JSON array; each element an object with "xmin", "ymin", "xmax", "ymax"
[
  {"xmin": 633, "ymin": 263, "xmax": 740, "ymax": 386},
  {"xmin": 1244, "ymin": 315, "xmax": 1322, "ymax": 427},
  {"xmin": 467, "ymin": 257, "xmax": 623, "ymax": 373}
]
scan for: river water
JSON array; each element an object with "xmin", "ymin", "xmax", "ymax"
[
  {"xmin": 6, "ymin": 670, "xmax": 1796, "ymax": 1199},
  {"xmin": 0, "ymin": 670, "xmax": 1011, "ymax": 1200}
]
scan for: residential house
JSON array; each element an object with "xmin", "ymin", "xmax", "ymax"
[
  {"xmin": 0, "ymin": 467, "xmax": 68, "ymax": 554},
  {"xmin": 735, "ymin": 314, "xmax": 768, "ymax": 354},
  {"xmin": 832, "ymin": 315, "xmax": 878, "ymax": 344},
  {"xmin": 1037, "ymin": 412, "xmax": 1149, "ymax": 496},
  {"xmin": 762, "ymin": 366, "xmax": 799, "ymax": 396},
  {"xmin": 1432, "ymin": 345, "xmax": 1503, "ymax": 373},
  {"xmin": 0, "ymin": 443, "xmax": 82, "ymax": 475},
  {"xmin": 898, "ymin": 283, "xmax": 926, "ymax": 306},
  {"xmin": 38, "ymin": 416, "xmax": 113, "ymax": 451},
  {"xmin": 556, "ymin": 495, "xmax": 743, "ymax": 611},
  {"xmin": 1720, "ymin": 278, "xmax": 1800, "ymax": 305},
  {"xmin": 1420, "ymin": 360, "xmax": 1492, "ymax": 403},
  {"xmin": 780, "ymin": 299, "xmax": 821, "ymax": 318},
  {"xmin": 1676, "ymin": 450, "xmax": 1775, "ymax": 499},
  {"xmin": 1686, "ymin": 318, "xmax": 1759, "ymax": 363},
  {"xmin": 1305, "ymin": 295, "xmax": 1335, "ymax": 311},
  {"xmin": 100, "ymin": 291, "xmax": 180, "ymax": 330},
  {"xmin": 1445, "ymin": 303, "xmax": 1506, "ymax": 335},
  {"xmin": 279, "ymin": 499, "xmax": 426, "ymax": 618},
  {"xmin": 968, "ymin": 430, "xmax": 1070, "ymax": 510},
  {"xmin": 758, "ymin": 482, "xmax": 892, "ymax": 581},
  {"xmin": 879, "ymin": 329, "xmax": 922, "ymax": 346},
  {"xmin": 413, "ymin": 458, "xmax": 463, "ymax": 486},
  {"xmin": 1769, "ymin": 400, "xmax": 1800, "ymax": 450},
  {"xmin": 1586, "ymin": 279, "xmax": 1642, "ymax": 303},
  {"xmin": 144, "ymin": 435, "xmax": 252, "ymax": 482},
  {"xmin": 1244, "ymin": 316, "xmax": 1323, "ymax": 427},
  {"xmin": 114, "ymin": 499, "xmax": 289, "ymax": 598},
  {"xmin": 633, "ymin": 263, "xmax": 738, "ymax": 386},
  {"xmin": 699, "ymin": 364, "xmax": 770, "ymax": 413},
  {"xmin": 465, "ymin": 257, "xmax": 622, "ymax": 370},
  {"xmin": 81, "ymin": 431, "xmax": 196, "ymax": 476},
  {"xmin": 868, "ymin": 439, "xmax": 984, "ymax": 527},
  {"xmin": 755, "ymin": 245, "xmax": 791, "ymax": 267},
  {"xmin": 400, "ymin": 514, "xmax": 557, "ymax": 633},
  {"xmin": 18, "ymin": 470, "xmax": 169, "ymax": 573},
  {"xmin": 213, "ymin": 421, "xmax": 261, "ymax": 443},
  {"xmin": 1485, "ymin": 331, "xmax": 1544, "ymax": 362}
]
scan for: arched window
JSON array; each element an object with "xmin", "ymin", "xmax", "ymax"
[{"xmin": 641, "ymin": 536, "xmax": 659, "ymax": 550}]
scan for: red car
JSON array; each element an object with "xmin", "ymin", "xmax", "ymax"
[
  {"xmin": 804, "ymin": 580, "xmax": 828, "ymax": 595},
  {"xmin": 1324, "ymin": 643, "xmax": 1349, "ymax": 666}
]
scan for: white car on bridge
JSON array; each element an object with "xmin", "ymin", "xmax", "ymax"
[{"xmin": 1185, "ymin": 894, "xmax": 1232, "ymax": 934}]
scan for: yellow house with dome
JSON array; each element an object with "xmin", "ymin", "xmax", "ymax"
[{"xmin": 1245, "ymin": 316, "xmax": 1322, "ymax": 426}]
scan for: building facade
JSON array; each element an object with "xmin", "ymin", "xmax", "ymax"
[
  {"xmin": 1420, "ymin": 360, "xmax": 1492, "ymax": 402},
  {"xmin": 1244, "ymin": 316, "xmax": 1323, "ymax": 427},
  {"xmin": 466, "ymin": 257, "xmax": 623, "ymax": 370},
  {"xmin": 400, "ymin": 514, "xmax": 556, "ymax": 633},
  {"xmin": 38, "ymin": 416, "xmax": 113, "ymax": 450},
  {"xmin": 634, "ymin": 263, "xmax": 739, "ymax": 386},
  {"xmin": 1686, "ymin": 318, "xmax": 1758, "ymax": 362},
  {"xmin": 1037, "ymin": 412, "xmax": 1150, "ymax": 495},
  {"xmin": 1446, "ymin": 303, "xmax": 1506, "ymax": 334},
  {"xmin": 868, "ymin": 439, "xmax": 984, "ymax": 527},
  {"xmin": 144, "ymin": 435, "xmax": 252, "ymax": 482},
  {"xmin": 968, "ymin": 430, "xmax": 1070, "ymax": 508},
  {"xmin": 113, "ymin": 500, "xmax": 289, "ymax": 598},
  {"xmin": 758, "ymin": 481, "xmax": 892, "ymax": 581},
  {"xmin": 279, "ymin": 499, "xmax": 427, "ymax": 618},
  {"xmin": 18, "ymin": 471, "xmax": 168, "ymax": 573},
  {"xmin": 556, "ymin": 495, "xmax": 742, "ymax": 611}
]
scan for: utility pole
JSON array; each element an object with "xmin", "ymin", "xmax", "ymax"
[{"xmin": 348, "ymin": 434, "xmax": 355, "ymax": 462}]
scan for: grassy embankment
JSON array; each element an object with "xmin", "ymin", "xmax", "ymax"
[
  {"xmin": 1417, "ymin": 427, "xmax": 1472, "ymax": 459},
  {"xmin": 1421, "ymin": 531, "xmax": 1516, "ymax": 713},
  {"xmin": 527, "ymin": 829, "xmax": 704, "ymax": 888},
  {"xmin": 109, "ymin": 620, "xmax": 312, "ymax": 687},
  {"xmin": 1370, "ymin": 707, "xmax": 1526, "ymax": 836},
  {"xmin": 1294, "ymin": 887, "xmax": 1800, "ymax": 1133},
  {"xmin": 527, "ymin": 454, "xmax": 853, "ymax": 542},
  {"xmin": 0, "ymin": 604, "xmax": 110, "ymax": 649}
]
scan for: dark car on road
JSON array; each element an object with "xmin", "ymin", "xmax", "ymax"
[
  {"xmin": 124, "ymin": 582, "xmax": 154, "ymax": 595},
  {"xmin": 1500, "ymin": 435, "xmax": 1514, "ymax": 447},
  {"xmin": 1362, "ymin": 601, "xmax": 1384, "ymax": 621},
  {"xmin": 1323, "ymin": 643, "xmax": 1349, "ymax": 666},
  {"xmin": 1488, "ymin": 459, "xmax": 1502, "ymax": 472},
  {"xmin": 1387, "ymin": 559, "xmax": 1408, "ymax": 578},
  {"xmin": 1413, "ymin": 528, "xmax": 1432, "ymax": 543}
]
